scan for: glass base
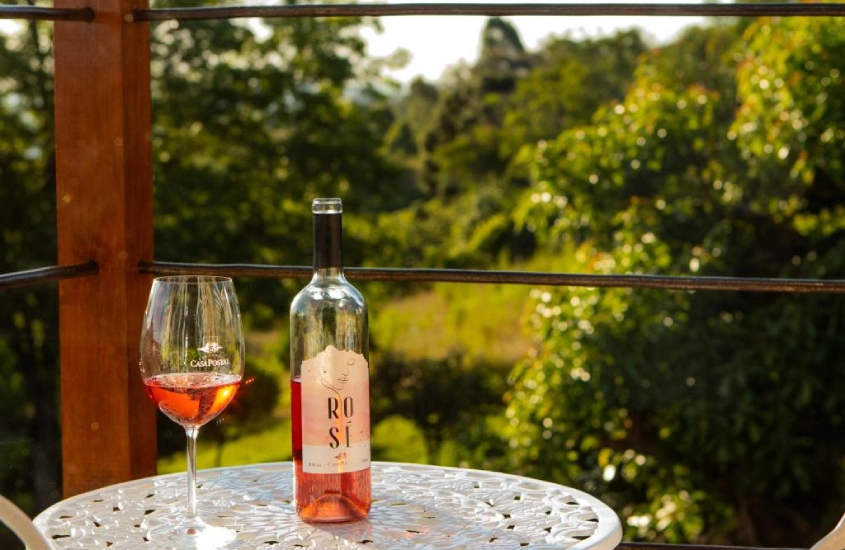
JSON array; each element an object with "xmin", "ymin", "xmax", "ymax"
[{"xmin": 145, "ymin": 516, "xmax": 237, "ymax": 550}]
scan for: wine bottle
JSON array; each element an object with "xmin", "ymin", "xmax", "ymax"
[{"xmin": 290, "ymin": 198, "xmax": 371, "ymax": 523}]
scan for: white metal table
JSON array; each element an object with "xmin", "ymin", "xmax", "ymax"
[{"xmin": 34, "ymin": 461, "xmax": 622, "ymax": 549}]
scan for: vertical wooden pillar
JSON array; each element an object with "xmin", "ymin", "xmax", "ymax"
[{"xmin": 53, "ymin": 0, "xmax": 157, "ymax": 496}]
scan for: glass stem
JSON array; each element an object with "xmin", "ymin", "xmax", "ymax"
[{"xmin": 185, "ymin": 427, "xmax": 199, "ymax": 518}]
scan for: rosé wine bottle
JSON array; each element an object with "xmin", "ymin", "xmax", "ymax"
[{"xmin": 290, "ymin": 198, "xmax": 371, "ymax": 523}]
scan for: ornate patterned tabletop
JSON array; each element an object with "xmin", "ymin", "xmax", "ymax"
[{"xmin": 34, "ymin": 462, "xmax": 622, "ymax": 549}]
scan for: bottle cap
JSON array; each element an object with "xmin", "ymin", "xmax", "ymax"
[
  {"xmin": 312, "ymin": 198, "xmax": 343, "ymax": 269},
  {"xmin": 313, "ymin": 198, "xmax": 342, "ymax": 214}
]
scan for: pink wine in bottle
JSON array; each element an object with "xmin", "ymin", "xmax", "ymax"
[{"xmin": 289, "ymin": 198, "xmax": 371, "ymax": 523}]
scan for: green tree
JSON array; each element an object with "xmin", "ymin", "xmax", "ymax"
[
  {"xmin": 385, "ymin": 77, "xmax": 440, "ymax": 159},
  {"xmin": 150, "ymin": 7, "xmax": 403, "ymax": 322},
  {"xmin": 371, "ymin": 350, "xmax": 509, "ymax": 461},
  {"xmin": 508, "ymin": 16, "xmax": 845, "ymax": 545},
  {"xmin": 0, "ymin": 20, "xmax": 62, "ymax": 517},
  {"xmin": 372, "ymin": 19, "xmax": 539, "ymax": 270},
  {"xmin": 384, "ymin": 25, "xmax": 654, "ymax": 271},
  {"xmin": 419, "ymin": 18, "xmax": 530, "ymax": 199},
  {"xmin": 502, "ymin": 29, "xmax": 648, "ymax": 158}
]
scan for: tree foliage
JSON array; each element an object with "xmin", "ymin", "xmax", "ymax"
[
  {"xmin": 507, "ymin": 16, "xmax": 845, "ymax": 544},
  {"xmin": 149, "ymin": 4, "xmax": 403, "ymax": 326},
  {"xmin": 502, "ymin": 29, "xmax": 648, "ymax": 156},
  {"xmin": 0, "ymin": 21, "xmax": 61, "ymax": 516},
  {"xmin": 380, "ymin": 24, "xmax": 650, "ymax": 270}
]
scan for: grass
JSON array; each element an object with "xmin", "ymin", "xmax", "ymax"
[
  {"xmin": 372, "ymin": 281, "xmax": 535, "ymax": 364},
  {"xmin": 158, "ymin": 420, "xmax": 292, "ymax": 474},
  {"xmin": 370, "ymin": 252, "xmax": 577, "ymax": 363}
]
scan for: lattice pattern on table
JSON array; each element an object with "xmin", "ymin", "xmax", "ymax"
[{"xmin": 35, "ymin": 462, "xmax": 621, "ymax": 550}]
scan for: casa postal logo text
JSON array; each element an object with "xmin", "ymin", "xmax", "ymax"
[{"xmin": 192, "ymin": 338, "xmax": 230, "ymax": 368}]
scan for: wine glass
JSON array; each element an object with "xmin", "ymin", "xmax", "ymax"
[{"xmin": 139, "ymin": 275, "xmax": 245, "ymax": 549}]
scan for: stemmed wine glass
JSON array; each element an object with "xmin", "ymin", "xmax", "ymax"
[{"xmin": 139, "ymin": 275, "xmax": 245, "ymax": 549}]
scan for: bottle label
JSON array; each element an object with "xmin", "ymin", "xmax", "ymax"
[{"xmin": 300, "ymin": 345, "xmax": 371, "ymax": 474}]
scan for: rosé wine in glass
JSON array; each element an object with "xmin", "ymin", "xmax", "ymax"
[
  {"xmin": 144, "ymin": 372, "xmax": 241, "ymax": 428},
  {"xmin": 139, "ymin": 275, "xmax": 245, "ymax": 549}
]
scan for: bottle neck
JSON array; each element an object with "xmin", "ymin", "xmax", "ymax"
[{"xmin": 313, "ymin": 211, "xmax": 343, "ymax": 272}]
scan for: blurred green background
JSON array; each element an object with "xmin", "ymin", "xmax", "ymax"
[{"xmin": 3, "ymin": 1, "xmax": 845, "ymax": 546}]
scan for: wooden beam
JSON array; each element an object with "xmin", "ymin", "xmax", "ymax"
[{"xmin": 53, "ymin": 0, "xmax": 157, "ymax": 496}]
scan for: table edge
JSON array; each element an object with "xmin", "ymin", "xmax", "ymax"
[{"xmin": 34, "ymin": 461, "xmax": 623, "ymax": 550}]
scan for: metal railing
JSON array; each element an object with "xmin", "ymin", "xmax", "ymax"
[
  {"xmin": 2, "ymin": 2, "xmax": 845, "ymax": 295},
  {"xmin": 0, "ymin": 4, "xmax": 92, "ymax": 21},
  {"xmin": 4, "ymin": 259, "xmax": 845, "ymax": 294},
  {"xmin": 3, "ymin": 2, "xmax": 845, "ymax": 23},
  {"xmin": 0, "ymin": 262, "xmax": 97, "ymax": 290},
  {"xmin": 2, "ymin": 2, "xmax": 845, "ymax": 297}
]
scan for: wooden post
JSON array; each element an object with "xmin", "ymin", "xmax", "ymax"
[{"xmin": 53, "ymin": 0, "xmax": 157, "ymax": 496}]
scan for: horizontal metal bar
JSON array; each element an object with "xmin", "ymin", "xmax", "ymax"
[
  {"xmin": 132, "ymin": 2, "xmax": 845, "ymax": 23},
  {"xmin": 0, "ymin": 262, "xmax": 99, "ymax": 290},
  {"xmin": 0, "ymin": 5, "xmax": 94, "ymax": 22},
  {"xmin": 139, "ymin": 261, "xmax": 845, "ymax": 293},
  {"xmin": 141, "ymin": 261, "xmax": 312, "ymax": 279}
]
